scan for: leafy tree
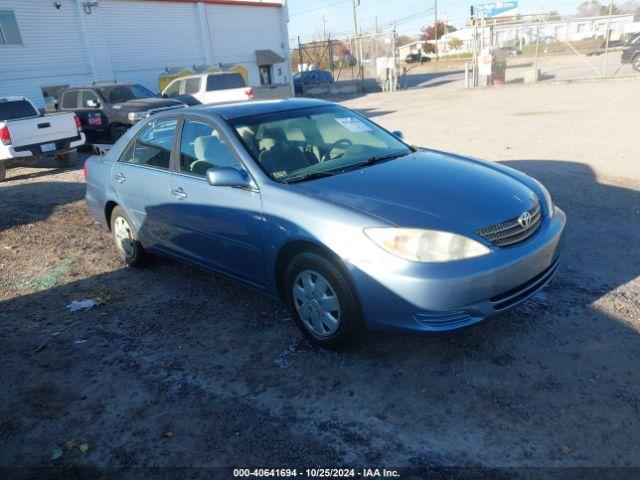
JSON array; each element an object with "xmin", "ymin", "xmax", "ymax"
[
  {"xmin": 419, "ymin": 21, "xmax": 455, "ymax": 41},
  {"xmin": 448, "ymin": 37, "xmax": 464, "ymax": 51}
]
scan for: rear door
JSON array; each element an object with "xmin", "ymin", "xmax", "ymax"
[
  {"xmin": 169, "ymin": 115, "xmax": 265, "ymax": 286},
  {"xmin": 112, "ymin": 116, "xmax": 178, "ymax": 251}
]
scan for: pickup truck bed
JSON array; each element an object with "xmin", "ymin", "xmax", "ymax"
[{"xmin": 0, "ymin": 97, "xmax": 85, "ymax": 181}]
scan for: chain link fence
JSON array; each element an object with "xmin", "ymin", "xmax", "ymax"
[{"xmin": 291, "ymin": 29, "xmax": 400, "ymax": 95}]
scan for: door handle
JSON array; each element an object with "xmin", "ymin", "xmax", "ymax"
[
  {"xmin": 114, "ymin": 173, "xmax": 126, "ymax": 183},
  {"xmin": 171, "ymin": 187, "xmax": 187, "ymax": 200}
]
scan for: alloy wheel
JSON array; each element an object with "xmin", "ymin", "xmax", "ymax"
[
  {"xmin": 292, "ymin": 270, "xmax": 341, "ymax": 336},
  {"xmin": 113, "ymin": 216, "xmax": 135, "ymax": 259}
]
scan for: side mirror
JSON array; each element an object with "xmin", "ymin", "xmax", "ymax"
[
  {"xmin": 206, "ymin": 166, "xmax": 252, "ymax": 188},
  {"xmin": 392, "ymin": 130, "xmax": 405, "ymax": 139},
  {"xmin": 86, "ymin": 99, "xmax": 100, "ymax": 108}
]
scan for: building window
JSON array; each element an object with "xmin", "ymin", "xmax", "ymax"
[
  {"xmin": 577, "ymin": 24, "xmax": 585, "ymax": 34},
  {"xmin": 0, "ymin": 11, "xmax": 22, "ymax": 46},
  {"xmin": 259, "ymin": 65, "xmax": 272, "ymax": 85}
]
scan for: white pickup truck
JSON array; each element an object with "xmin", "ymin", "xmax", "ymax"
[{"xmin": 0, "ymin": 97, "xmax": 86, "ymax": 181}]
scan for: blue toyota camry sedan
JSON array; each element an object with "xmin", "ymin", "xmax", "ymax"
[{"xmin": 85, "ymin": 98, "xmax": 565, "ymax": 348}]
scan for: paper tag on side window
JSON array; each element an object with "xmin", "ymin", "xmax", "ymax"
[{"xmin": 335, "ymin": 117, "xmax": 372, "ymax": 133}]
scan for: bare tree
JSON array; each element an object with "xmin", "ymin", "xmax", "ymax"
[{"xmin": 577, "ymin": 0, "xmax": 603, "ymax": 16}]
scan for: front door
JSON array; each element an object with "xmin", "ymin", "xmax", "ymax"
[
  {"xmin": 169, "ymin": 117, "xmax": 265, "ymax": 287},
  {"xmin": 112, "ymin": 116, "xmax": 178, "ymax": 251}
]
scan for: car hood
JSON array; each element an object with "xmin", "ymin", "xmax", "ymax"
[
  {"xmin": 294, "ymin": 151, "xmax": 538, "ymax": 233},
  {"xmin": 115, "ymin": 97, "xmax": 183, "ymax": 111}
]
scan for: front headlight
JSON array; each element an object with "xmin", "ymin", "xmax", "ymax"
[
  {"xmin": 530, "ymin": 178, "xmax": 554, "ymax": 218},
  {"xmin": 127, "ymin": 111, "xmax": 149, "ymax": 122},
  {"xmin": 364, "ymin": 228, "xmax": 491, "ymax": 263}
]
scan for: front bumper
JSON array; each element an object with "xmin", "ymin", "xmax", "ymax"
[{"xmin": 347, "ymin": 208, "xmax": 566, "ymax": 334}]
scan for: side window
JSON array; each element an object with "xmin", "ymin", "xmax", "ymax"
[
  {"xmin": 163, "ymin": 80, "xmax": 181, "ymax": 98},
  {"xmin": 60, "ymin": 91, "xmax": 78, "ymax": 109},
  {"xmin": 81, "ymin": 90, "xmax": 99, "ymax": 108},
  {"xmin": 119, "ymin": 117, "xmax": 177, "ymax": 169},
  {"xmin": 184, "ymin": 77, "xmax": 201, "ymax": 95},
  {"xmin": 179, "ymin": 119, "xmax": 241, "ymax": 177}
]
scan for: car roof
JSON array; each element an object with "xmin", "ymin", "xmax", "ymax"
[{"xmin": 191, "ymin": 98, "xmax": 335, "ymax": 121}]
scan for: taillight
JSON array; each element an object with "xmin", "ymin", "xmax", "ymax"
[
  {"xmin": 0, "ymin": 124, "xmax": 11, "ymax": 145},
  {"xmin": 245, "ymin": 88, "xmax": 254, "ymax": 100},
  {"xmin": 74, "ymin": 114, "xmax": 82, "ymax": 131},
  {"xmin": 83, "ymin": 162, "xmax": 88, "ymax": 182}
]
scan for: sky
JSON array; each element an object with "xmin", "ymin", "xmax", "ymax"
[{"xmin": 287, "ymin": 0, "xmax": 586, "ymax": 43}]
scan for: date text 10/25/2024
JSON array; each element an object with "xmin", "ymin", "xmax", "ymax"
[{"xmin": 233, "ymin": 468, "xmax": 400, "ymax": 478}]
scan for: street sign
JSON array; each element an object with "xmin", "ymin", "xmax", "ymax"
[{"xmin": 475, "ymin": 1, "xmax": 518, "ymax": 18}]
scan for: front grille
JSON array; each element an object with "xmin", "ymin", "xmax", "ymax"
[
  {"xmin": 476, "ymin": 201, "xmax": 542, "ymax": 247},
  {"xmin": 489, "ymin": 258, "xmax": 560, "ymax": 311}
]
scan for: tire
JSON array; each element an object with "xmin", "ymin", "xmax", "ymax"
[
  {"xmin": 109, "ymin": 206, "xmax": 147, "ymax": 267},
  {"xmin": 110, "ymin": 125, "xmax": 128, "ymax": 143},
  {"xmin": 0, "ymin": 162, "xmax": 6, "ymax": 182},
  {"xmin": 56, "ymin": 150, "xmax": 77, "ymax": 168},
  {"xmin": 633, "ymin": 54, "xmax": 640, "ymax": 73},
  {"xmin": 284, "ymin": 252, "xmax": 364, "ymax": 349}
]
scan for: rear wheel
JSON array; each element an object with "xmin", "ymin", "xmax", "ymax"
[
  {"xmin": 633, "ymin": 54, "xmax": 640, "ymax": 72},
  {"xmin": 284, "ymin": 252, "xmax": 364, "ymax": 349},
  {"xmin": 56, "ymin": 150, "xmax": 77, "ymax": 168},
  {"xmin": 0, "ymin": 162, "xmax": 6, "ymax": 182},
  {"xmin": 109, "ymin": 206, "xmax": 147, "ymax": 266}
]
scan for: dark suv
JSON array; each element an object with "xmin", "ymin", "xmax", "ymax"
[
  {"xmin": 57, "ymin": 83, "xmax": 184, "ymax": 143},
  {"xmin": 621, "ymin": 34, "xmax": 640, "ymax": 72}
]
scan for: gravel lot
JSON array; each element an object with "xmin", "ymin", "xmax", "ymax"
[{"xmin": 1, "ymin": 78, "xmax": 639, "ymax": 477}]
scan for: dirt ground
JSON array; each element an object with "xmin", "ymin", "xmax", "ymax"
[{"xmin": 1, "ymin": 78, "xmax": 639, "ymax": 478}]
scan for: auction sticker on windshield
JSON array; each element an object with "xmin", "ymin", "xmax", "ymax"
[{"xmin": 335, "ymin": 117, "xmax": 372, "ymax": 133}]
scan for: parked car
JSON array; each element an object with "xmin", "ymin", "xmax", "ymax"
[
  {"xmin": 0, "ymin": 96, "xmax": 85, "ymax": 182},
  {"xmin": 497, "ymin": 46, "xmax": 522, "ymax": 57},
  {"xmin": 621, "ymin": 33, "xmax": 640, "ymax": 71},
  {"xmin": 405, "ymin": 53, "xmax": 431, "ymax": 64},
  {"xmin": 293, "ymin": 70, "xmax": 334, "ymax": 95},
  {"xmin": 162, "ymin": 72, "xmax": 253, "ymax": 106},
  {"xmin": 84, "ymin": 98, "xmax": 565, "ymax": 349},
  {"xmin": 57, "ymin": 83, "xmax": 184, "ymax": 144}
]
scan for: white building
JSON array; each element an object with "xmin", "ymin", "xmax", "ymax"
[
  {"xmin": 436, "ymin": 13, "xmax": 638, "ymax": 55},
  {"xmin": 0, "ymin": 0, "xmax": 292, "ymax": 108}
]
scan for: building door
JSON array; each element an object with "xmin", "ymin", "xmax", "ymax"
[{"xmin": 259, "ymin": 65, "xmax": 272, "ymax": 85}]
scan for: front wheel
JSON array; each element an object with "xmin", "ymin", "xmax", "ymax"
[
  {"xmin": 109, "ymin": 206, "xmax": 147, "ymax": 266},
  {"xmin": 284, "ymin": 252, "xmax": 364, "ymax": 349},
  {"xmin": 56, "ymin": 150, "xmax": 77, "ymax": 168},
  {"xmin": 633, "ymin": 55, "xmax": 640, "ymax": 72}
]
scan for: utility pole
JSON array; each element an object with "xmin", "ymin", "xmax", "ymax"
[
  {"xmin": 434, "ymin": 0, "xmax": 438, "ymax": 61},
  {"xmin": 298, "ymin": 35, "xmax": 303, "ymax": 72},
  {"xmin": 351, "ymin": 0, "xmax": 363, "ymax": 79},
  {"xmin": 603, "ymin": 0, "xmax": 613, "ymax": 77},
  {"xmin": 322, "ymin": 15, "xmax": 327, "ymax": 41}
]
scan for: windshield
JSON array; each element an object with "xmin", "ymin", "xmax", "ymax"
[
  {"xmin": 98, "ymin": 84, "xmax": 155, "ymax": 104},
  {"xmin": 232, "ymin": 105, "xmax": 413, "ymax": 182}
]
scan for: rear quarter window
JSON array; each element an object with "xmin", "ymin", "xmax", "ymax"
[
  {"xmin": 61, "ymin": 91, "xmax": 78, "ymax": 109},
  {"xmin": 184, "ymin": 77, "xmax": 201, "ymax": 95},
  {"xmin": 0, "ymin": 100, "xmax": 38, "ymax": 121},
  {"xmin": 206, "ymin": 73, "xmax": 246, "ymax": 91}
]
